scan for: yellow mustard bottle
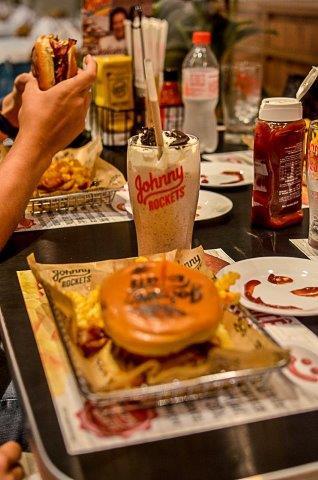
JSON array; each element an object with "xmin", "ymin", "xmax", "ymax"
[{"xmin": 94, "ymin": 55, "xmax": 134, "ymax": 133}]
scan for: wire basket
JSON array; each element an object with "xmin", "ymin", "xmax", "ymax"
[
  {"xmin": 90, "ymin": 102, "xmax": 184, "ymax": 147},
  {"xmin": 29, "ymin": 189, "xmax": 116, "ymax": 215},
  {"xmin": 45, "ymin": 290, "xmax": 289, "ymax": 410}
]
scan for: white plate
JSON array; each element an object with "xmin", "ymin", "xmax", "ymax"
[
  {"xmin": 218, "ymin": 257, "xmax": 318, "ymax": 317},
  {"xmin": 202, "ymin": 150, "xmax": 254, "ymax": 165},
  {"xmin": 112, "ymin": 189, "xmax": 233, "ymax": 222},
  {"xmin": 196, "ymin": 190, "xmax": 233, "ymax": 221},
  {"xmin": 111, "ymin": 189, "xmax": 132, "ymax": 215},
  {"xmin": 200, "ymin": 161, "xmax": 253, "ymax": 188}
]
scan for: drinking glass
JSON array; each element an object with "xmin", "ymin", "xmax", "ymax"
[
  {"xmin": 221, "ymin": 62, "xmax": 262, "ymax": 133},
  {"xmin": 307, "ymin": 120, "xmax": 318, "ymax": 251},
  {"xmin": 127, "ymin": 135, "xmax": 200, "ymax": 255}
]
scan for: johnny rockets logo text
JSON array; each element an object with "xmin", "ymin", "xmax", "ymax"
[{"xmin": 135, "ymin": 166, "xmax": 185, "ymax": 211}]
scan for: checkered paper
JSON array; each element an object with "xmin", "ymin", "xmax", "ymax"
[{"xmin": 15, "ymin": 200, "xmax": 132, "ymax": 233}]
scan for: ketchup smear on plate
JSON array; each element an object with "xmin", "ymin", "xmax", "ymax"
[
  {"xmin": 220, "ymin": 171, "xmax": 244, "ymax": 185},
  {"xmin": 291, "ymin": 287, "xmax": 318, "ymax": 297},
  {"xmin": 244, "ymin": 279, "xmax": 302, "ymax": 310},
  {"xmin": 267, "ymin": 273, "xmax": 293, "ymax": 284}
]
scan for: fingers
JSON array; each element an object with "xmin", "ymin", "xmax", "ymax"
[
  {"xmin": 65, "ymin": 55, "xmax": 97, "ymax": 93},
  {"xmin": 22, "ymin": 75, "xmax": 41, "ymax": 96},
  {"xmin": 29, "ymin": 55, "xmax": 96, "ymax": 97},
  {"xmin": 0, "ymin": 442, "xmax": 22, "ymax": 475},
  {"xmin": 0, "ymin": 442, "xmax": 22, "ymax": 467},
  {"xmin": 14, "ymin": 73, "xmax": 32, "ymax": 94},
  {"xmin": 3, "ymin": 464, "xmax": 25, "ymax": 480},
  {"xmin": 84, "ymin": 54, "xmax": 97, "ymax": 76},
  {"xmin": 0, "ymin": 443, "xmax": 24, "ymax": 479}
]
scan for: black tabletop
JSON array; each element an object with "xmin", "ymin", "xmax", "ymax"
[{"xmin": 0, "ymin": 148, "xmax": 317, "ymax": 480}]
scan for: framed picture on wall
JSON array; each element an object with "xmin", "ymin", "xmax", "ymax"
[{"xmin": 82, "ymin": 0, "xmax": 152, "ymax": 56}]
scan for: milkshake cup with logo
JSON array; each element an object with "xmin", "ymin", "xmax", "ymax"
[{"xmin": 127, "ymin": 128, "xmax": 200, "ymax": 255}]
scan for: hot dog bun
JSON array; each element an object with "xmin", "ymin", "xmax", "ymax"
[{"xmin": 100, "ymin": 261, "xmax": 222, "ymax": 357}]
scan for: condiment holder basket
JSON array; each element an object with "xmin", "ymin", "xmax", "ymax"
[{"xmin": 90, "ymin": 102, "xmax": 184, "ymax": 147}]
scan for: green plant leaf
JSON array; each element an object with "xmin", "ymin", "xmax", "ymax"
[{"xmin": 153, "ymin": 0, "xmax": 275, "ymax": 72}]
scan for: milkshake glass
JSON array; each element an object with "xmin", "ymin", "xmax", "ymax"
[{"xmin": 127, "ymin": 132, "xmax": 200, "ymax": 255}]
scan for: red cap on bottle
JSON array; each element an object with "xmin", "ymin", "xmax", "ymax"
[{"xmin": 192, "ymin": 31, "xmax": 211, "ymax": 45}]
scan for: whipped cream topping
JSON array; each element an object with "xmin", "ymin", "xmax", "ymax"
[{"xmin": 134, "ymin": 128, "xmax": 197, "ymax": 148}]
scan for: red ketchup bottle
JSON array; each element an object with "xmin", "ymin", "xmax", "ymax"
[
  {"xmin": 252, "ymin": 98, "xmax": 306, "ymax": 228},
  {"xmin": 160, "ymin": 69, "xmax": 183, "ymax": 131}
]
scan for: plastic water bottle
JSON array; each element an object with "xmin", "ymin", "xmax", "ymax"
[{"xmin": 182, "ymin": 31, "xmax": 219, "ymax": 153}]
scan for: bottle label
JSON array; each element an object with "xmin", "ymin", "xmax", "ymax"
[
  {"xmin": 252, "ymin": 120, "xmax": 306, "ymax": 227},
  {"xmin": 276, "ymin": 141, "xmax": 303, "ymax": 210},
  {"xmin": 308, "ymin": 139, "xmax": 318, "ymax": 244},
  {"xmin": 308, "ymin": 142, "xmax": 318, "ymax": 181},
  {"xmin": 183, "ymin": 68, "xmax": 219, "ymax": 100}
]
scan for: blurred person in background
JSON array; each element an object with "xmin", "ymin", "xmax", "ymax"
[
  {"xmin": 0, "ymin": 71, "xmax": 27, "ymax": 138},
  {"xmin": 99, "ymin": 6, "xmax": 127, "ymax": 54},
  {"xmin": 0, "ymin": 0, "xmax": 35, "ymax": 37}
]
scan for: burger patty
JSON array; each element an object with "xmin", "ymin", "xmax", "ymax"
[{"xmin": 111, "ymin": 342, "xmax": 212, "ymax": 370}]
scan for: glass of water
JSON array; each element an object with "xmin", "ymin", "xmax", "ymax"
[{"xmin": 221, "ymin": 62, "xmax": 262, "ymax": 133}]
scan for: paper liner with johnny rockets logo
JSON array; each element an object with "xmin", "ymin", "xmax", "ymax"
[
  {"xmin": 27, "ymin": 247, "xmax": 289, "ymax": 395},
  {"xmin": 31, "ymin": 136, "xmax": 126, "ymax": 198}
]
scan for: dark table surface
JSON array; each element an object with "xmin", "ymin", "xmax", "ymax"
[{"xmin": 0, "ymin": 147, "xmax": 317, "ymax": 480}]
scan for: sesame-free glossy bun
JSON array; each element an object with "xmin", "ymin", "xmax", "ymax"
[
  {"xmin": 67, "ymin": 45, "xmax": 78, "ymax": 79},
  {"xmin": 100, "ymin": 261, "xmax": 222, "ymax": 357},
  {"xmin": 32, "ymin": 35, "xmax": 55, "ymax": 90}
]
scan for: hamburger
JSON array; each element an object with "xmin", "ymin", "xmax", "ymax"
[
  {"xmin": 64, "ymin": 260, "xmax": 238, "ymax": 391},
  {"xmin": 31, "ymin": 35, "xmax": 77, "ymax": 90},
  {"xmin": 100, "ymin": 261, "xmax": 222, "ymax": 357}
]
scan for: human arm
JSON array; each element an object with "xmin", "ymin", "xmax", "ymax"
[{"xmin": 0, "ymin": 55, "xmax": 97, "ymax": 250}]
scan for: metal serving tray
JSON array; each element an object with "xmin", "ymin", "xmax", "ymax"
[
  {"xmin": 46, "ymin": 291, "xmax": 290, "ymax": 409},
  {"xmin": 28, "ymin": 188, "xmax": 117, "ymax": 215}
]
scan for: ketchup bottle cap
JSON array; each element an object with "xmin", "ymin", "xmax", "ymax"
[
  {"xmin": 259, "ymin": 97, "xmax": 303, "ymax": 122},
  {"xmin": 192, "ymin": 31, "xmax": 211, "ymax": 45}
]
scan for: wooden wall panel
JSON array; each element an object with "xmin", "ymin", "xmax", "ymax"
[{"xmin": 233, "ymin": 0, "xmax": 318, "ymax": 96}]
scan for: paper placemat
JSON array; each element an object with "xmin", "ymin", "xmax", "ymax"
[
  {"xmin": 15, "ymin": 197, "xmax": 132, "ymax": 233},
  {"xmin": 17, "ymin": 249, "xmax": 318, "ymax": 455},
  {"xmin": 290, "ymin": 239, "xmax": 318, "ymax": 260}
]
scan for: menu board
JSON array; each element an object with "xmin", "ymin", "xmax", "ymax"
[{"xmin": 82, "ymin": 0, "xmax": 152, "ymax": 55}]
